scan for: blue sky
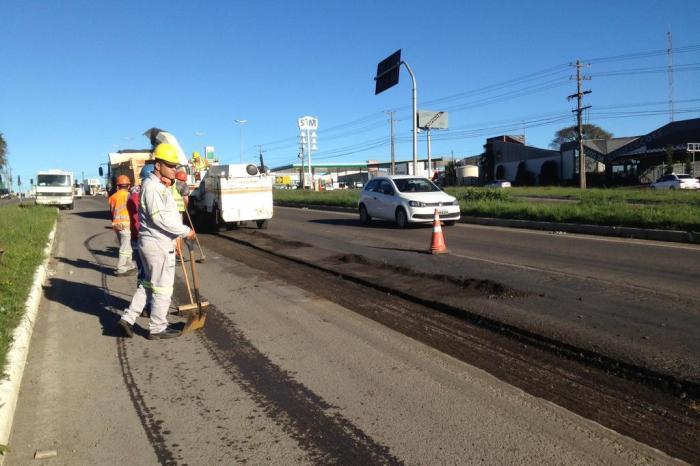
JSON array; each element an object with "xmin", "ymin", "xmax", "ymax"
[{"xmin": 2, "ymin": 0, "xmax": 699, "ymax": 187}]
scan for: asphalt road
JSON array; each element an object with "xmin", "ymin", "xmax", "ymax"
[
  {"xmin": 227, "ymin": 206, "xmax": 700, "ymax": 384},
  {"xmin": 5, "ymin": 197, "xmax": 678, "ymax": 464}
]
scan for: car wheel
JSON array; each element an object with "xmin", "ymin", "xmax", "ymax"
[
  {"xmin": 650, "ymin": 186, "xmax": 656, "ymax": 190},
  {"xmin": 444, "ymin": 220, "xmax": 456, "ymax": 226},
  {"xmin": 359, "ymin": 204, "xmax": 371, "ymax": 225},
  {"xmin": 256, "ymin": 219, "xmax": 268, "ymax": 229},
  {"xmin": 395, "ymin": 208, "xmax": 408, "ymax": 229},
  {"xmin": 670, "ymin": 186, "xmax": 676, "ymax": 190}
]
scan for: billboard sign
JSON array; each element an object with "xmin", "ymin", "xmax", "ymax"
[{"xmin": 418, "ymin": 110, "xmax": 448, "ymax": 130}]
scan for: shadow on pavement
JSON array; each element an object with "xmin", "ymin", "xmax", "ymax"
[
  {"xmin": 73, "ymin": 210, "xmax": 111, "ymax": 220},
  {"xmin": 43, "ymin": 277, "xmax": 128, "ymax": 338},
  {"xmin": 90, "ymin": 246, "xmax": 119, "ymax": 258},
  {"xmin": 54, "ymin": 256, "xmax": 114, "ymax": 274},
  {"xmin": 307, "ymin": 218, "xmax": 417, "ymax": 229}
]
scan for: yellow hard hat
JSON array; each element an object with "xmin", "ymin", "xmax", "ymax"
[
  {"xmin": 192, "ymin": 151, "xmax": 200, "ymax": 159},
  {"xmin": 154, "ymin": 143, "xmax": 179, "ymax": 165}
]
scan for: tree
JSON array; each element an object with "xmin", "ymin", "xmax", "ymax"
[
  {"xmin": 665, "ymin": 145, "xmax": 675, "ymax": 174},
  {"xmin": 0, "ymin": 132, "xmax": 7, "ymax": 168},
  {"xmin": 550, "ymin": 124, "xmax": 613, "ymax": 150}
]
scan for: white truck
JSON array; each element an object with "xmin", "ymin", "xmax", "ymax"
[
  {"xmin": 83, "ymin": 178, "xmax": 101, "ymax": 196},
  {"xmin": 35, "ymin": 169, "xmax": 74, "ymax": 209},
  {"xmin": 189, "ymin": 163, "xmax": 273, "ymax": 230}
]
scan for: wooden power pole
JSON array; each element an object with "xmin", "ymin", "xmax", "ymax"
[{"xmin": 568, "ymin": 60, "xmax": 591, "ymax": 189}]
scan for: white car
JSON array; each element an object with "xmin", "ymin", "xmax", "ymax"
[
  {"xmin": 358, "ymin": 176, "xmax": 461, "ymax": 228},
  {"xmin": 650, "ymin": 173, "xmax": 700, "ymax": 190},
  {"xmin": 484, "ymin": 179, "xmax": 512, "ymax": 188}
]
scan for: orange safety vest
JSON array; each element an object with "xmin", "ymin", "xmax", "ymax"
[{"xmin": 109, "ymin": 189, "xmax": 130, "ymax": 226}]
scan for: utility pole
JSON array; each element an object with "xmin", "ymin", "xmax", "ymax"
[
  {"xmin": 568, "ymin": 59, "xmax": 591, "ymax": 189},
  {"xmin": 387, "ymin": 111, "xmax": 396, "ymax": 175},
  {"xmin": 257, "ymin": 145, "xmax": 266, "ymax": 171},
  {"xmin": 667, "ymin": 31, "xmax": 675, "ymax": 122}
]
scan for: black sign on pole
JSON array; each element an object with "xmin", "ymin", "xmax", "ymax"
[{"xmin": 374, "ymin": 49, "xmax": 401, "ymax": 95}]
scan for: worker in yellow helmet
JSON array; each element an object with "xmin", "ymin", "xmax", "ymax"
[
  {"xmin": 108, "ymin": 174, "xmax": 136, "ymax": 276},
  {"xmin": 118, "ymin": 143, "xmax": 195, "ymax": 340},
  {"xmin": 191, "ymin": 151, "xmax": 207, "ymax": 173}
]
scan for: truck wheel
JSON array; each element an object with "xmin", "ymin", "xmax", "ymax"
[
  {"xmin": 68, "ymin": 203, "xmax": 74, "ymax": 210},
  {"xmin": 256, "ymin": 219, "xmax": 268, "ymax": 229}
]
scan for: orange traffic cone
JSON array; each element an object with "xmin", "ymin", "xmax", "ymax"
[{"xmin": 430, "ymin": 209, "xmax": 448, "ymax": 255}]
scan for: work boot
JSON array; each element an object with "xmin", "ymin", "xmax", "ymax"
[
  {"xmin": 116, "ymin": 268, "xmax": 137, "ymax": 277},
  {"xmin": 148, "ymin": 327, "xmax": 181, "ymax": 340},
  {"xmin": 118, "ymin": 319, "xmax": 134, "ymax": 338}
]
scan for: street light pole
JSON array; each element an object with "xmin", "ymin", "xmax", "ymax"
[{"xmin": 234, "ymin": 119, "xmax": 247, "ymax": 163}]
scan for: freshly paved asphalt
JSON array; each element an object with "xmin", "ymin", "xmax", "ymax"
[{"xmin": 244, "ymin": 206, "xmax": 700, "ymax": 382}]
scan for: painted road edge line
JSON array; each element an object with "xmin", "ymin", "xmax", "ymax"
[{"xmin": 0, "ymin": 220, "xmax": 57, "ymax": 457}]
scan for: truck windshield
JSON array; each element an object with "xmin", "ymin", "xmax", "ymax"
[{"xmin": 37, "ymin": 175, "xmax": 70, "ymax": 187}]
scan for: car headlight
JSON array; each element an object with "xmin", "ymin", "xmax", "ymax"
[
  {"xmin": 408, "ymin": 200, "xmax": 426, "ymax": 207},
  {"xmin": 450, "ymin": 200, "xmax": 460, "ymax": 206}
]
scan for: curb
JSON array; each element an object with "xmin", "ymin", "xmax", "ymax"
[
  {"xmin": 0, "ymin": 220, "xmax": 57, "ymax": 453},
  {"xmin": 274, "ymin": 202, "xmax": 699, "ymax": 244}
]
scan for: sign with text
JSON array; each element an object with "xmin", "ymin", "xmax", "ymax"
[{"xmin": 298, "ymin": 116, "xmax": 318, "ymax": 131}]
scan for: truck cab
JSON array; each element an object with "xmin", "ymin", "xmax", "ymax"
[{"xmin": 35, "ymin": 170, "xmax": 74, "ymax": 209}]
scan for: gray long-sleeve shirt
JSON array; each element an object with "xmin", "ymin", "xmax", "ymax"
[{"xmin": 138, "ymin": 173, "xmax": 191, "ymax": 242}]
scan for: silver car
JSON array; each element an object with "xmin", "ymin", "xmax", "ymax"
[
  {"xmin": 358, "ymin": 176, "xmax": 461, "ymax": 228},
  {"xmin": 650, "ymin": 173, "xmax": 700, "ymax": 190}
]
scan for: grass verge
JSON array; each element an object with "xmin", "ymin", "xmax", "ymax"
[
  {"xmin": 0, "ymin": 205, "xmax": 57, "ymax": 374},
  {"xmin": 274, "ymin": 187, "xmax": 700, "ymax": 231}
]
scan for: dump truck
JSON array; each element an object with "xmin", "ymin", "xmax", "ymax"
[
  {"xmin": 100, "ymin": 128, "xmax": 190, "ymax": 193},
  {"xmin": 189, "ymin": 163, "xmax": 273, "ymax": 230}
]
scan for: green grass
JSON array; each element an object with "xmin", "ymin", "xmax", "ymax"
[
  {"xmin": 0, "ymin": 205, "xmax": 57, "ymax": 374},
  {"xmin": 274, "ymin": 186, "xmax": 700, "ymax": 231},
  {"xmin": 273, "ymin": 188, "xmax": 360, "ymax": 208}
]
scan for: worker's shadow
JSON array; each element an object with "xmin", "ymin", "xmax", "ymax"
[
  {"xmin": 54, "ymin": 256, "xmax": 113, "ymax": 274},
  {"xmin": 43, "ymin": 277, "xmax": 129, "ymax": 338},
  {"xmin": 73, "ymin": 210, "xmax": 111, "ymax": 220}
]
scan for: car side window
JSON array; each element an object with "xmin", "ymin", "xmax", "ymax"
[
  {"xmin": 379, "ymin": 180, "xmax": 394, "ymax": 196},
  {"xmin": 365, "ymin": 179, "xmax": 379, "ymax": 192}
]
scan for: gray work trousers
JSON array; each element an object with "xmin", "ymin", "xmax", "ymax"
[
  {"xmin": 115, "ymin": 228, "xmax": 136, "ymax": 274},
  {"xmin": 120, "ymin": 237, "xmax": 176, "ymax": 334}
]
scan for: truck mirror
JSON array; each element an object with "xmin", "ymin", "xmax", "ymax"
[
  {"xmin": 99, "ymin": 167, "xmax": 103, "ymax": 177},
  {"xmin": 30, "ymin": 179, "xmax": 34, "ymax": 185}
]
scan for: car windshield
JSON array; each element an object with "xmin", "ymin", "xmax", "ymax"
[
  {"xmin": 678, "ymin": 175, "xmax": 693, "ymax": 179},
  {"xmin": 393, "ymin": 178, "xmax": 440, "ymax": 193},
  {"xmin": 37, "ymin": 175, "xmax": 70, "ymax": 187}
]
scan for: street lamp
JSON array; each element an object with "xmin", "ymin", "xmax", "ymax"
[{"xmin": 234, "ymin": 119, "xmax": 247, "ymax": 163}]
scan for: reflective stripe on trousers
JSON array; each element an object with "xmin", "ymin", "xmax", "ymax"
[{"xmin": 121, "ymin": 237, "xmax": 176, "ymax": 334}]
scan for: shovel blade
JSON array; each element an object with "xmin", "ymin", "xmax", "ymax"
[{"xmin": 182, "ymin": 312, "xmax": 207, "ymax": 333}]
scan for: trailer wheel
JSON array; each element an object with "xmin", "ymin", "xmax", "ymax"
[{"xmin": 256, "ymin": 219, "xmax": 268, "ymax": 230}]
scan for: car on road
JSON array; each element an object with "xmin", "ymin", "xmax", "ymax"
[
  {"xmin": 358, "ymin": 176, "xmax": 461, "ymax": 228},
  {"xmin": 650, "ymin": 173, "xmax": 700, "ymax": 190},
  {"xmin": 484, "ymin": 179, "xmax": 512, "ymax": 188}
]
